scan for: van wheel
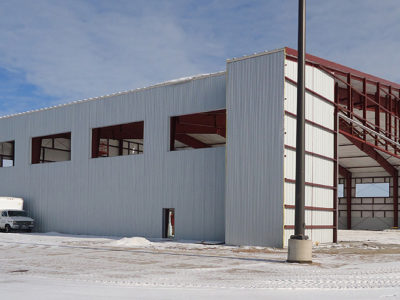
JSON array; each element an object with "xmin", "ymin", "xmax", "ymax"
[{"xmin": 4, "ymin": 225, "xmax": 11, "ymax": 233}]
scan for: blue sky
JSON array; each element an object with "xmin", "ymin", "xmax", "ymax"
[{"xmin": 0, "ymin": 0, "xmax": 399, "ymax": 116}]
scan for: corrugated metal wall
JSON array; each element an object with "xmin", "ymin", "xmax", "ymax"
[
  {"xmin": 284, "ymin": 59, "xmax": 335, "ymax": 246},
  {"xmin": 0, "ymin": 74, "xmax": 226, "ymax": 241},
  {"xmin": 225, "ymin": 50, "xmax": 285, "ymax": 247}
]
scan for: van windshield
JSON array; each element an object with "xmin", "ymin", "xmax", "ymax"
[{"xmin": 8, "ymin": 211, "xmax": 27, "ymax": 217}]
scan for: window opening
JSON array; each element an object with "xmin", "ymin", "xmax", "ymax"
[
  {"xmin": 32, "ymin": 133, "xmax": 71, "ymax": 164},
  {"xmin": 170, "ymin": 109, "xmax": 226, "ymax": 151},
  {"xmin": 0, "ymin": 141, "xmax": 14, "ymax": 167},
  {"xmin": 92, "ymin": 121, "xmax": 144, "ymax": 158},
  {"xmin": 338, "ymin": 183, "xmax": 344, "ymax": 198},
  {"xmin": 355, "ymin": 183, "xmax": 389, "ymax": 198}
]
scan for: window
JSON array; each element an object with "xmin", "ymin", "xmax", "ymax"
[
  {"xmin": 1, "ymin": 211, "xmax": 7, "ymax": 217},
  {"xmin": 8, "ymin": 211, "xmax": 27, "ymax": 217},
  {"xmin": 32, "ymin": 132, "xmax": 71, "ymax": 164},
  {"xmin": 170, "ymin": 109, "xmax": 226, "ymax": 151},
  {"xmin": 355, "ymin": 183, "xmax": 389, "ymax": 198},
  {"xmin": 92, "ymin": 121, "xmax": 144, "ymax": 158},
  {"xmin": 338, "ymin": 183, "xmax": 344, "ymax": 198},
  {"xmin": 0, "ymin": 141, "xmax": 14, "ymax": 167}
]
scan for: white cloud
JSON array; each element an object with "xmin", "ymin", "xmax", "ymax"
[
  {"xmin": 0, "ymin": 0, "xmax": 399, "ymax": 116},
  {"xmin": 307, "ymin": 0, "xmax": 400, "ymax": 83},
  {"xmin": 0, "ymin": 0, "xmax": 224, "ymax": 104}
]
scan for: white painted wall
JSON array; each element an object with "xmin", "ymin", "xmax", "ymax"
[{"xmin": 283, "ymin": 59, "xmax": 335, "ymax": 246}]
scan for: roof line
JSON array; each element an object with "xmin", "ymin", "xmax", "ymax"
[
  {"xmin": 285, "ymin": 47, "xmax": 400, "ymax": 90},
  {"xmin": 226, "ymin": 47, "xmax": 286, "ymax": 63},
  {"xmin": 0, "ymin": 71, "xmax": 226, "ymax": 120}
]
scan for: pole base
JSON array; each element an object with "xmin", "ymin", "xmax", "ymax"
[{"xmin": 287, "ymin": 238, "xmax": 312, "ymax": 263}]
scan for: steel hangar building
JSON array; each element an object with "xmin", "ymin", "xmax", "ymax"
[{"xmin": 0, "ymin": 47, "xmax": 399, "ymax": 247}]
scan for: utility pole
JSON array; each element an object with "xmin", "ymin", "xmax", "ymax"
[{"xmin": 287, "ymin": 0, "xmax": 312, "ymax": 263}]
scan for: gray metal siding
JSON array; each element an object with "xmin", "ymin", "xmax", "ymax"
[
  {"xmin": 225, "ymin": 50, "xmax": 285, "ymax": 247},
  {"xmin": 0, "ymin": 74, "xmax": 226, "ymax": 241}
]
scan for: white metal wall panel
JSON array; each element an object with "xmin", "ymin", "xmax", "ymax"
[
  {"xmin": 284, "ymin": 184, "xmax": 333, "ymax": 208},
  {"xmin": 285, "ymin": 60, "xmax": 334, "ymax": 101},
  {"xmin": 284, "ymin": 149, "xmax": 334, "ymax": 186},
  {"xmin": 285, "ymin": 114, "xmax": 334, "ymax": 158},
  {"xmin": 283, "ymin": 58, "xmax": 335, "ymax": 247},
  {"xmin": 284, "ymin": 210, "xmax": 333, "ymax": 226},
  {"xmin": 0, "ymin": 74, "xmax": 226, "ymax": 241},
  {"xmin": 225, "ymin": 49, "xmax": 285, "ymax": 247},
  {"xmin": 285, "ymin": 82, "xmax": 334, "ymax": 130}
]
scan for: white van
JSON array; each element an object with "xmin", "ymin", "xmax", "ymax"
[
  {"xmin": 0, "ymin": 210, "xmax": 34, "ymax": 232},
  {"xmin": 0, "ymin": 197, "xmax": 34, "ymax": 232}
]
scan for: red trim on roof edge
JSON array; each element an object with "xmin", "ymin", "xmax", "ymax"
[{"xmin": 285, "ymin": 47, "xmax": 400, "ymax": 90}]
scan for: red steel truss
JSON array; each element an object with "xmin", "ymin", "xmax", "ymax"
[
  {"xmin": 286, "ymin": 47, "xmax": 400, "ymax": 229},
  {"xmin": 170, "ymin": 109, "xmax": 226, "ymax": 150}
]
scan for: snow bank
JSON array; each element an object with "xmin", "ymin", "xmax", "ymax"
[{"xmin": 108, "ymin": 237, "xmax": 153, "ymax": 247}]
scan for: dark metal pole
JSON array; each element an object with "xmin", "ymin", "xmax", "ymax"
[{"xmin": 293, "ymin": 0, "xmax": 307, "ymax": 240}]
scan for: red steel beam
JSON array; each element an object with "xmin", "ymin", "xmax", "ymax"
[
  {"xmin": 340, "ymin": 121, "xmax": 396, "ymax": 176},
  {"xmin": 34, "ymin": 132, "xmax": 71, "ymax": 140},
  {"xmin": 339, "ymin": 128, "xmax": 400, "ymax": 161},
  {"xmin": 394, "ymin": 173, "xmax": 399, "ymax": 228},
  {"xmin": 333, "ymin": 82, "xmax": 339, "ymax": 242},
  {"xmin": 96, "ymin": 122, "xmax": 144, "ymax": 140},
  {"xmin": 285, "ymin": 47, "xmax": 400, "ymax": 90},
  {"xmin": 362, "ymin": 78, "xmax": 367, "ymax": 141},
  {"xmin": 170, "ymin": 117, "xmax": 177, "ymax": 151},
  {"xmin": 178, "ymin": 112, "xmax": 226, "ymax": 128},
  {"xmin": 31, "ymin": 137, "xmax": 42, "ymax": 164},
  {"xmin": 341, "ymin": 120, "xmax": 399, "ymax": 228},
  {"xmin": 375, "ymin": 82, "xmax": 380, "ymax": 146},
  {"xmin": 91, "ymin": 128, "xmax": 100, "ymax": 158},
  {"xmin": 175, "ymin": 124, "xmax": 221, "ymax": 135},
  {"xmin": 339, "ymin": 165, "xmax": 352, "ymax": 229},
  {"xmin": 284, "ymin": 225, "xmax": 335, "ymax": 230},
  {"xmin": 173, "ymin": 110, "xmax": 226, "ymax": 138},
  {"xmin": 347, "ymin": 73, "xmax": 352, "ymax": 118}
]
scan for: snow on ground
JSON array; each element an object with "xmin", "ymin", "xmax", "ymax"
[
  {"xmin": 0, "ymin": 230, "xmax": 400, "ymax": 299},
  {"xmin": 108, "ymin": 236, "xmax": 154, "ymax": 247}
]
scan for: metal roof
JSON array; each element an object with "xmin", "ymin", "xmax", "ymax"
[{"xmin": 0, "ymin": 71, "xmax": 225, "ymax": 120}]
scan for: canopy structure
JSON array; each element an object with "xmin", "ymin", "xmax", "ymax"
[{"xmin": 286, "ymin": 47, "xmax": 400, "ymax": 229}]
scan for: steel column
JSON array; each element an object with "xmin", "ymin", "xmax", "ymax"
[
  {"xmin": 362, "ymin": 78, "xmax": 367, "ymax": 141},
  {"xmin": 338, "ymin": 165, "xmax": 352, "ymax": 229},
  {"xmin": 375, "ymin": 82, "xmax": 380, "ymax": 146},
  {"xmin": 91, "ymin": 128, "xmax": 100, "ymax": 158},
  {"xmin": 170, "ymin": 117, "xmax": 177, "ymax": 151},
  {"xmin": 345, "ymin": 172, "xmax": 352, "ymax": 229},
  {"xmin": 333, "ymin": 82, "xmax": 339, "ymax": 242},
  {"xmin": 118, "ymin": 139, "xmax": 123, "ymax": 156},
  {"xmin": 394, "ymin": 172, "xmax": 399, "ymax": 228},
  {"xmin": 293, "ymin": 0, "xmax": 307, "ymax": 240},
  {"xmin": 31, "ymin": 137, "xmax": 42, "ymax": 164},
  {"xmin": 347, "ymin": 73, "xmax": 352, "ymax": 118}
]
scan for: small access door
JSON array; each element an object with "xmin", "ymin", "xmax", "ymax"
[{"xmin": 162, "ymin": 208, "xmax": 175, "ymax": 238}]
